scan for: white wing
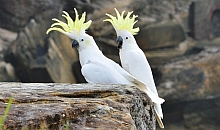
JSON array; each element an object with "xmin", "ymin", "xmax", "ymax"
[
  {"xmin": 106, "ymin": 58, "xmax": 164, "ymax": 104},
  {"xmin": 81, "ymin": 60, "xmax": 131, "ymax": 84}
]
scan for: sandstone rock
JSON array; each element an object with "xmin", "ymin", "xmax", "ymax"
[
  {"xmin": 156, "ymin": 46, "xmax": 220, "ymax": 130},
  {"xmin": 0, "ymin": 0, "xmax": 63, "ymax": 32},
  {"xmin": 136, "ymin": 20, "xmax": 186, "ymax": 51},
  {"xmin": 183, "ymin": 97, "xmax": 220, "ymax": 130},
  {"xmin": 158, "ymin": 47, "xmax": 220, "ymax": 100},
  {"xmin": 4, "ymin": 8, "xmax": 78, "ymax": 83},
  {"xmin": 188, "ymin": 0, "xmax": 220, "ymax": 39},
  {"xmin": 2, "ymin": 0, "xmax": 195, "ymax": 83},
  {"xmin": 0, "ymin": 28, "xmax": 17, "ymax": 43},
  {"xmin": 2, "ymin": 0, "xmax": 220, "ymax": 130},
  {"xmin": 0, "ymin": 83, "xmax": 156, "ymax": 130},
  {"xmin": 72, "ymin": 61, "xmax": 86, "ymax": 83},
  {"xmin": 0, "ymin": 28, "xmax": 18, "ymax": 60},
  {"xmin": 144, "ymin": 38, "xmax": 196, "ymax": 66},
  {"xmin": 82, "ymin": 0, "xmax": 192, "ymax": 52},
  {"xmin": 0, "ymin": 61, "xmax": 17, "ymax": 81},
  {"xmin": 161, "ymin": 95, "xmax": 220, "ymax": 130},
  {"xmin": 0, "ymin": 28, "xmax": 18, "ymax": 82}
]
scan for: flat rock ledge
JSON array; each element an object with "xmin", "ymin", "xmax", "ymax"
[{"xmin": 0, "ymin": 83, "xmax": 156, "ymax": 130}]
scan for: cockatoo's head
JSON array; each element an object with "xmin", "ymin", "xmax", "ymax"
[
  {"xmin": 46, "ymin": 8, "xmax": 94, "ymax": 50},
  {"xmin": 104, "ymin": 8, "xmax": 139, "ymax": 49}
]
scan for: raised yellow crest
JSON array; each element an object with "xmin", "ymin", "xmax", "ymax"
[
  {"xmin": 104, "ymin": 8, "xmax": 139, "ymax": 35},
  {"xmin": 46, "ymin": 8, "xmax": 92, "ymax": 35}
]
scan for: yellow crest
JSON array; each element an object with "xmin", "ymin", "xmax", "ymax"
[
  {"xmin": 104, "ymin": 8, "xmax": 139, "ymax": 35},
  {"xmin": 46, "ymin": 8, "xmax": 92, "ymax": 35}
]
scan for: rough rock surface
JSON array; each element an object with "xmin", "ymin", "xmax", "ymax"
[
  {"xmin": 0, "ymin": 0, "xmax": 64, "ymax": 32},
  {"xmin": 0, "ymin": 28, "xmax": 17, "ymax": 82},
  {"xmin": 2, "ymin": 0, "xmax": 194, "ymax": 83},
  {"xmin": 156, "ymin": 45, "xmax": 220, "ymax": 130},
  {"xmin": 189, "ymin": 0, "xmax": 220, "ymax": 39},
  {"xmin": 4, "ymin": 6, "xmax": 78, "ymax": 83},
  {"xmin": 158, "ymin": 47, "xmax": 220, "ymax": 100},
  {"xmin": 136, "ymin": 20, "xmax": 186, "ymax": 51},
  {"xmin": 1, "ymin": 0, "xmax": 220, "ymax": 130},
  {"xmin": 0, "ymin": 62, "xmax": 17, "ymax": 82},
  {"xmin": 0, "ymin": 83, "xmax": 155, "ymax": 130}
]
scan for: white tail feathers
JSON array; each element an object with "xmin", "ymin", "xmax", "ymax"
[
  {"xmin": 155, "ymin": 108, "xmax": 164, "ymax": 128},
  {"xmin": 132, "ymin": 77, "xmax": 165, "ymax": 104},
  {"xmin": 141, "ymin": 84, "xmax": 165, "ymax": 128},
  {"xmin": 133, "ymin": 77, "xmax": 165, "ymax": 128},
  {"xmin": 138, "ymin": 85, "xmax": 165, "ymax": 104},
  {"xmin": 145, "ymin": 88, "xmax": 165, "ymax": 104}
]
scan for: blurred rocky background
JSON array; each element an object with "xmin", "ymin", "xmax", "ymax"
[{"xmin": 0, "ymin": 0, "xmax": 220, "ymax": 129}]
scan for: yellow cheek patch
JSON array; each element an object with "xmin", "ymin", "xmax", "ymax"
[
  {"xmin": 46, "ymin": 8, "xmax": 92, "ymax": 35},
  {"xmin": 103, "ymin": 8, "xmax": 139, "ymax": 35},
  {"xmin": 85, "ymin": 39, "xmax": 90, "ymax": 46}
]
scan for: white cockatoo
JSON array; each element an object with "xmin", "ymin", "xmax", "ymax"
[
  {"xmin": 104, "ymin": 8, "xmax": 165, "ymax": 128},
  {"xmin": 46, "ymin": 8, "xmax": 164, "ymax": 104}
]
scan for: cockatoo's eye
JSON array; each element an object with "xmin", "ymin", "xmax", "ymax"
[
  {"xmin": 125, "ymin": 37, "xmax": 128, "ymax": 39},
  {"xmin": 81, "ymin": 38, "xmax": 84, "ymax": 42}
]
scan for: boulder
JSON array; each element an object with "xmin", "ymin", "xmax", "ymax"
[
  {"xmin": 0, "ymin": 28, "xmax": 18, "ymax": 60},
  {"xmin": 0, "ymin": 0, "xmax": 63, "ymax": 32},
  {"xmin": 136, "ymin": 20, "xmax": 186, "ymax": 51},
  {"xmin": 72, "ymin": 61, "xmax": 86, "ymax": 83},
  {"xmin": 0, "ymin": 28, "xmax": 18, "ymax": 82},
  {"xmin": 0, "ymin": 83, "xmax": 156, "ymax": 130},
  {"xmin": 2, "ymin": 0, "xmax": 220, "ymax": 130},
  {"xmin": 156, "ymin": 46, "xmax": 220, "ymax": 130},
  {"xmin": 0, "ymin": 62, "xmax": 17, "ymax": 81},
  {"xmin": 188, "ymin": 0, "xmax": 220, "ymax": 39},
  {"xmin": 1, "ymin": 0, "xmax": 194, "ymax": 83},
  {"xmin": 158, "ymin": 47, "xmax": 220, "ymax": 100},
  {"xmin": 4, "ymin": 8, "xmax": 78, "ymax": 83}
]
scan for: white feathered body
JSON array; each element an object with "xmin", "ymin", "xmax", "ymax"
[
  {"xmin": 79, "ymin": 44, "xmax": 134, "ymax": 85},
  {"xmin": 120, "ymin": 46, "xmax": 159, "ymax": 95},
  {"xmin": 76, "ymin": 34, "xmax": 146, "ymax": 87},
  {"xmin": 75, "ymin": 34, "xmax": 164, "ymax": 104},
  {"xmin": 117, "ymin": 31, "xmax": 164, "ymax": 125},
  {"xmin": 120, "ymin": 43, "xmax": 163, "ymax": 116}
]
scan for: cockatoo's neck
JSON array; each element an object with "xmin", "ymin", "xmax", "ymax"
[
  {"xmin": 120, "ymin": 36, "xmax": 140, "ymax": 52},
  {"xmin": 123, "ymin": 41, "xmax": 139, "ymax": 50},
  {"xmin": 78, "ymin": 39, "xmax": 100, "ymax": 52}
]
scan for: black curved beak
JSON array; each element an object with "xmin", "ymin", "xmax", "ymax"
[
  {"xmin": 72, "ymin": 40, "xmax": 79, "ymax": 49},
  {"xmin": 116, "ymin": 36, "xmax": 123, "ymax": 49}
]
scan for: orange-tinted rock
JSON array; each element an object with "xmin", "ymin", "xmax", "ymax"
[{"xmin": 0, "ymin": 83, "xmax": 155, "ymax": 130}]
